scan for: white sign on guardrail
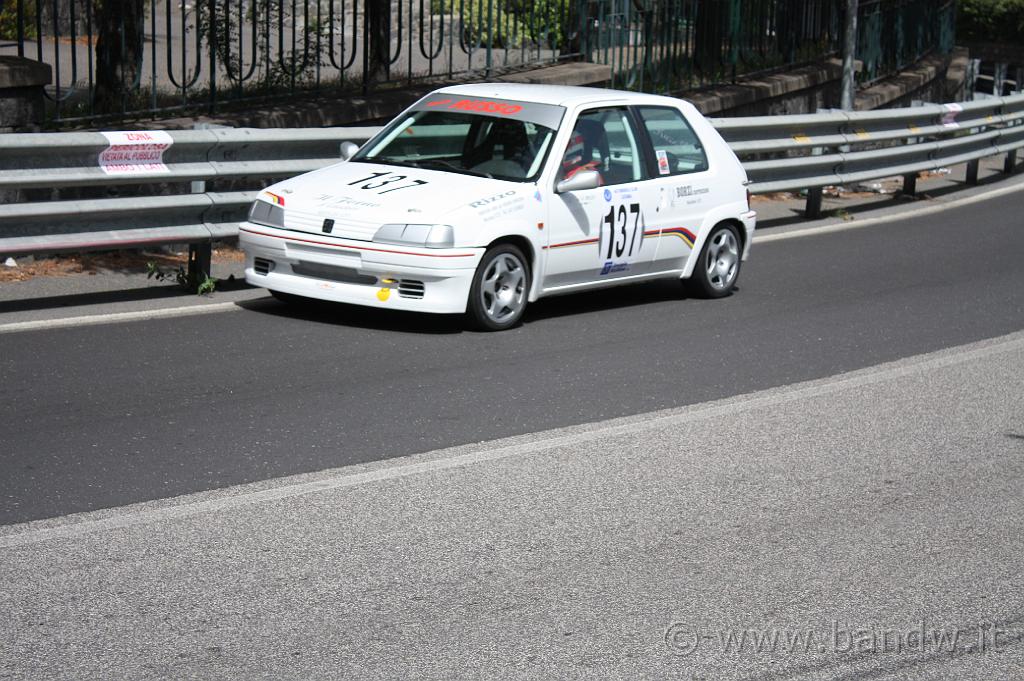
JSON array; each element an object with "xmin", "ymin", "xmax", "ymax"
[
  {"xmin": 941, "ymin": 103, "xmax": 963, "ymax": 128},
  {"xmin": 99, "ymin": 131, "xmax": 173, "ymax": 175}
]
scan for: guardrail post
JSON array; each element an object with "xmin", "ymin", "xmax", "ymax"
[
  {"xmin": 186, "ymin": 122, "xmax": 219, "ymax": 292},
  {"xmin": 1005, "ymin": 150, "xmax": 1018, "ymax": 174},
  {"xmin": 966, "ymin": 159, "xmax": 980, "ymax": 185},
  {"xmin": 902, "ymin": 173, "xmax": 917, "ymax": 196},
  {"xmin": 803, "ymin": 142, "xmax": 826, "ymax": 219},
  {"xmin": 187, "ymin": 242, "xmax": 212, "ymax": 291},
  {"xmin": 805, "ymin": 187, "xmax": 824, "ymax": 219}
]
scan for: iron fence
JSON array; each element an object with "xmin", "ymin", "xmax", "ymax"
[
  {"xmin": 582, "ymin": 0, "xmax": 844, "ymax": 92},
  {"xmin": 0, "ymin": 0, "xmax": 957, "ymax": 126},
  {"xmin": 856, "ymin": 0, "xmax": 957, "ymax": 85},
  {"xmin": 0, "ymin": 0, "xmax": 581, "ymax": 123}
]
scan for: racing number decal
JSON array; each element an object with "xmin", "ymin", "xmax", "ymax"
[
  {"xmin": 348, "ymin": 171, "xmax": 428, "ymax": 194},
  {"xmin": 601, "ymin": 203, "xmax": 643, "ymax": 259}
]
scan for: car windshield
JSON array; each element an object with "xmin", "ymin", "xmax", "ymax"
[{"xmin": 353, "ymin": 97, "xmax": 564, "ymax": 182}]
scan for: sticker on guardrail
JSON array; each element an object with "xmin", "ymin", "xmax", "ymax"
[
  {"xmin": 99, "ymin": 131, "xmax": 173, "ymax": 175},
  {"xmin": 941, "ymin": 103, "xmax": 963, "ymax": 129}
]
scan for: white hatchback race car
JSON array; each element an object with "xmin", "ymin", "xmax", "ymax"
[{"xmin": 241, "ymin": 83, "xmax": 756, "ymax": 330}]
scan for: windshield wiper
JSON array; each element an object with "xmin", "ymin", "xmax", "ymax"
[
  {"xmin": 357, "ymin": 157, "xmax": 496, "ymax": 180},
  {"xmin": 353, "ymin": 157, "xmax": 417, "ymax": 169},
  {"xmin": 411, "ymin": 159, "xmax": 459, "ymax": 171},
  {"xmin": 409, "ymin": 159, "xmax": 493, "ymax": 179}
]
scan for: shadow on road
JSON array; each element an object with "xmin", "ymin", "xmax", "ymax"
[
  {"xmin": 239, "ymin": 278, "xmax": 710, "ymax": 333},
  {"xmin": 524, "ymin": 279, "xmax": 701, "ymax": 322},
  {"xmin": 237, "ymin": 297, "xmax": 466, "ymax": 335},
  {"xmin": 0, "ymin": 275, "xmax": 253, "ymax": 314},
  {"xmin": 0, "ymin": 283, "xmax": 187, "ymax": 314}
]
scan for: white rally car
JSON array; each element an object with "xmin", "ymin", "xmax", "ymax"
[{"xmin": 240, "ymin": 83, "xmax": 756, "ymax": 330}]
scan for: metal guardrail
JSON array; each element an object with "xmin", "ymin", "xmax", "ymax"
[
  {"xmin": 0, "ymin": 127, "xmax": 379, "ymax": 269},
  {"xmin": 712, "ymin": 97, "xmax": 1024, "ymax": 185},
  {"xmin": 710, "ymin": 93, "xmax": 1024, "ymax": 217},
  {"xmin": 0, "ymin": 127, "xmax": 382, "ymax": 190},
  {"xmin": 1, "ymin": 93, "xmax": 1023, "ymax": 271}
]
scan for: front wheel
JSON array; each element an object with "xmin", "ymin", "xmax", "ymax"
[
  {"xmin": 686, "ymin": 223, "xmax": 742, "ymax": 298},
  {"xmin": 466, "ymin": 244, "xmax": 530, "ymax": 331}
]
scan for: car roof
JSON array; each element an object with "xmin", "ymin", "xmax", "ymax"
[{"xmin": 436, "ymin": 82, "xmax": 689, "ymax": 110}]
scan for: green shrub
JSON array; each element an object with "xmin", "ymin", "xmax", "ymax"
[
  {"xmin": 0, "ymin": 1, "xmax": 37, "ymax": 40},
  {"xmin": 958, "ymin": 0, "xmax": 1024, "ymax": 44},
  {"xmin": 431, "ymin": 0, "xmax": 570, "ymax": 49}
]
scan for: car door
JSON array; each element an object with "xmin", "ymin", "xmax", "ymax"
[
  {"xmin": 631, "ymin": 105, "xmax": 713, "ymax": 274},
  {"xmin": 542, "ymin": 106, "xmax": 658, "ymax": 289}
]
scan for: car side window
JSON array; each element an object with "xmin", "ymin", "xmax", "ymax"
[
  {"xmin": 636, "ymin": 106, "xmax": 709, "ymax": 176},
  {"xmin": 558, "ymin": 107, "xmax": 644, "ymax": 186}
]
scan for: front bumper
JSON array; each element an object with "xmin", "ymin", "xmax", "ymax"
[{"xmin": 239, "ymin": 223, "xmax": 484, "ymax": 314}]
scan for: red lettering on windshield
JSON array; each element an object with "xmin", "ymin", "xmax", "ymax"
[{"xmin": 427, "ymin": 98, "xmax": 523, "ymax": 116}]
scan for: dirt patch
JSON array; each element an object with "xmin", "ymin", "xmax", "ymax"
[
  {"xmin": 750, "ymin": 192, "xmax": 799, "ymax": 203},
  {"xmin": 0, "ymin": 246, "xmax": 244, "ymax": 284}
]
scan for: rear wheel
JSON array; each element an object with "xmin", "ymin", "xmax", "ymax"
[
  {"xmin": 466, "ymin": 244, "xmax": 530, "ymax": 331},
  {"xmin": 687, "ymin": 223, "xmax": 741, "ymax": 298}
]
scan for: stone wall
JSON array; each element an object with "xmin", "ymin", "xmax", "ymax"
[
  {"xmin": 0, "ymin": 46, "xmax": 970, "ymax": 132},
  {"xmin": 856, "ymin": 48, "xmax": 969, "ymax": 110},
  {"xmin": 0, "ymin": 57, "xmax": 52, "ymax": 132},
  {"xmin": 684, "ymin": 62, "xmax": 843, "ymax": 117},
  {"xmin": 682, "ymin": 49, "xmax": 971, "ymax": 117}
]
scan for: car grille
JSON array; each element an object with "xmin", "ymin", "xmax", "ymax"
[
  {"xmin": 253, "ymin": 257, "xmax": 273, "ymax": 275},
  {"xmin": 398, "ymin": 279, "xmax": 425, "ymax": 299},
  {"xmin": 291, "ymin": 261, "xmax": 377, "ymax": 286},
  {"xmin": 285, "ymin": 210, "xmax": 379, "ymax": 241}
]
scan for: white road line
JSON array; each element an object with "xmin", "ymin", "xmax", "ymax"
[
  {"xmin": 753, "ymin": 181, "xmax": 1024, "ymax": 244},
  {"xmin": 2, "ymin": 329, "xmax": 1022, "ymax": 549},
  {"xmin": 0, "ymin": 301, "xmax": 240, "ymax": 334}
]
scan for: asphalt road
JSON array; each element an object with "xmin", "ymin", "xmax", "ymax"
[
  {"xmin": 2, "ymin": 330, "xmax": 1022, "ymax": 679},
  {"xmin": 1, "ymin": 191, "xmax": 1023, "ymax": 525}
]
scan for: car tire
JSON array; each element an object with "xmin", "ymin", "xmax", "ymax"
[
  {"xmin": 686, "ymin": 222, "xmax": 742, "ymax": 298},
  {"xmin": 269, "ymin": 289, "xmax": 303, "ymax": 304},
  {"xmin": 466, "ymin": 244, "xmax": 530, "ymax": 331}
]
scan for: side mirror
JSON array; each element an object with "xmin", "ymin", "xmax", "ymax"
[
  {"xmin": 556, "ymin": 169, "xmax": 600, "ymax": 193},
  {"xmin": 340, "ymin": 141, "xmax": 360, "ymax": 161}
]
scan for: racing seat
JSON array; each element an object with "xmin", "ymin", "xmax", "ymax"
[{"xmin": 468, "ymin": 120, "xmax": 531, "ymax": 178}]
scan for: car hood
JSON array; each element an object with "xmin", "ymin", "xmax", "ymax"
[{"xmin": 263, "ymin": 161, "xmax": 531, "ymax": 241}]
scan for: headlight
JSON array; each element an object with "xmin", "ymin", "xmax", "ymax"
[
  {"xmin": 248, "ymin": 200, "xmax": 285, "ymax": 229},
  {"xmin": 373, "ymin": 223, "xmax": 454, "ymax": 249}
]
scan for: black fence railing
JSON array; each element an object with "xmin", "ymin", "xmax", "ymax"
[
  {"xmin": 0, "ymin": 0, "xmax": 582, "ymax": 123},
  {"xmin": 0, "ymin": 0, "xmax": 957, "ymax": 126},
  {"xmin": 582, "ymin": 0, "xmax": 844, "ymax": 92},
  {"xmin": 856, "ymin": 0, "xmax": 957, "ymax": 85}
]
